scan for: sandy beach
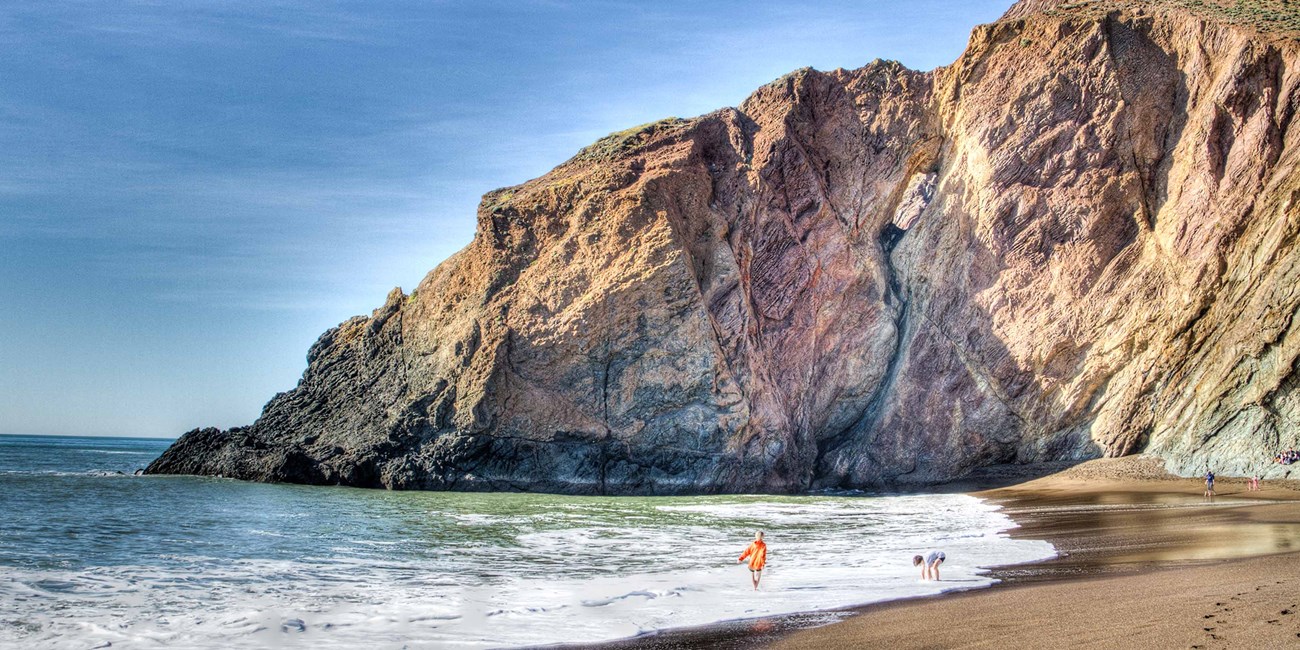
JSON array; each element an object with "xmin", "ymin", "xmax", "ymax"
[
  {"xmin": 763, "ymin": 458, "xmax": 1300, "ymax": 649},
  {"xmin": 590, "ymin": 458, "xmax": 1300, "ymax": 649}
]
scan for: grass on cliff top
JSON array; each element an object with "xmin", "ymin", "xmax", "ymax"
[
  {"xmin": 1052, "ymin": 0, "xmax": 1300, "ymax": 34},
  {"xmin": 1172, "ymin": 0, "xmax": 1300, "ymax": 32},
  {"xmin": 574, "ymin": 117, "xmax": 688, "ymax": 161},
  {"xmin": 481, "ymin": 185, "xmax": 523, "ymax": 213}
]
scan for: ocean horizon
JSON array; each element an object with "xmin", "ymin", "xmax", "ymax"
[{"xmin": 0, "ymin": 432, "xmax": 176, "ymax": 441}]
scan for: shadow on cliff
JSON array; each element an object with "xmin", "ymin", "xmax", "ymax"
[{"xmin": 814, "ymin": 13, "xmax": 1194, "ymax": 490}]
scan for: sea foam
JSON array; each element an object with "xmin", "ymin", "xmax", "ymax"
[
  {"xmin": 1, "ymin": 491, "xmax": 1054, "ymax": 649},
  {"xmin": 0, "ymin": 436, "xmax": 1056, "ymax": 649}
]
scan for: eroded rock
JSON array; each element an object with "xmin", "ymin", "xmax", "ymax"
[{"xmin": 148, "ymin": 0, "xmax": 1300, "ymax": 492}]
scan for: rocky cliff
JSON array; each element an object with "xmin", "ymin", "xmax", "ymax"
[{"xmin": 148, "ymin": 0, "xmax": 1300, "ymax": 493}]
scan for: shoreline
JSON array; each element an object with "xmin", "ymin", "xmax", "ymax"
[{"xmin": 572, "ymin": 457, "xmax": 1300, "ymax": 650}]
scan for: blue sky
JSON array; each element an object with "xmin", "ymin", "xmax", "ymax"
[{"xmin": 0, "ymin": 0, "xmax": 1010, "ymax": 438}]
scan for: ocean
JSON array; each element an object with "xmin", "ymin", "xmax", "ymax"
[{"xmin": 0, "ymin": 434, "xmax": 1055, "ymax": 648}]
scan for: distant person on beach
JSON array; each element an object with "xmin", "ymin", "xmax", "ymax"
[
  {"xmin": 1204, "ymin": 470, "xmax": 1215, "ymax": 497},
  {"xmin": 738, "ymin": 531, "xmax": 768, "ymax": 591},
  {"xmin": 1249, "ymin": 474, "xmax": 1261, "ymax": 491},
  {"xmin": 913, "ymin": 550, "xmax": 945, "ymax": 580}
]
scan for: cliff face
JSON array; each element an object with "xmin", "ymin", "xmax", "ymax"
[{"xmin": 148, "ymin": 0, "xmax": 1300, "ymax": 493}]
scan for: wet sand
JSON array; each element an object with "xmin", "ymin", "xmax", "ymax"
[
  {"xmin": 581, "ymin": 457, "xmax": 1300, "ymax": 649},
  {"xmin": 765, "ymin": 459, "xmax": 1300, "ymax": 649}
]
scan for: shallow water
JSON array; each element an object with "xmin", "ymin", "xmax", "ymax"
[
  {"xmin": 993, "ymin": 489, "xmax": 1300, "ymax": 574},
  {"xmin": 0, "ymin": 434, "xmax": 1055, "ymax": 648}
]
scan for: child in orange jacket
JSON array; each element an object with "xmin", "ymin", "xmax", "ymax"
[{"xmin": 738, "ymin": 531, "xmax": 767, "ymax": 590}]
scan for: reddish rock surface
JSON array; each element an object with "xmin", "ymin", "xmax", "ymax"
[{"xmin": 149, "ymin": 0, "xmax": 1300, "ymax": 492}]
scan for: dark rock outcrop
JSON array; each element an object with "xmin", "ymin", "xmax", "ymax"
[{"xmin": 148, "ymin": 0, "xmax": 1300, "ymax": 492}]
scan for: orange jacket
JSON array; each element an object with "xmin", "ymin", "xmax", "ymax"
[{"xmin": 739, "ymin": 540, "xmax": 767, "ymax": 570}]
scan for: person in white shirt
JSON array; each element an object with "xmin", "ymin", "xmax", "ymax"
[{"xmin": 912, "ymin": 550, "xmax": 945, "ymax": 580}]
